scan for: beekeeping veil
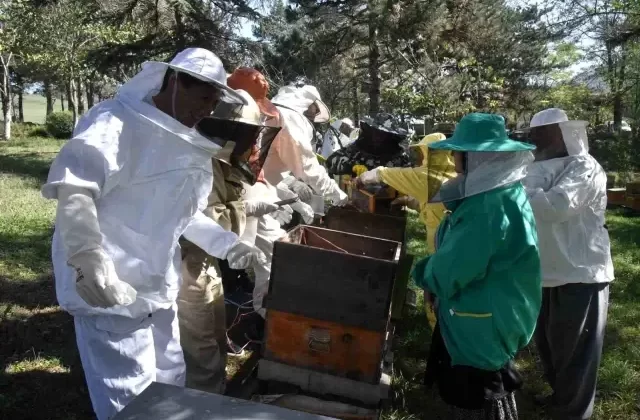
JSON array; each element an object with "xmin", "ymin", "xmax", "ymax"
[
  {"xmin": 429, "ymin": 113, "xmax": 535, "ymax": 203},
  {"xmin": 195, "ymin": 89, "xmax": 281, "ymax": 184},
  {"xmin": 529, "ymin": 108, "xmax": 589, "ymax": 161}
]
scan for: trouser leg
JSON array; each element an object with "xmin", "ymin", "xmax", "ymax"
[
  {"xmin": 534, "ymin": 288, "xmax": 555, "ymax": 387},
  {"xmin": 74, "ymin": 313, "xmax": 156, "ymax": 420},
  {"xmin": 538, "ymin": 283, "xmax": 609, "ymax": 420},
  {"xmin": 151, "ymin": 304, "xmax": 186, "ymax": 387},
  {"xmin": 177, "ymin": 255, "xmax": 226, "ymax": 394}
]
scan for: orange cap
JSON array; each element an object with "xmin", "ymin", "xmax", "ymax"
[{"xmin": 227, "ymin": 68, "xmax": 279, "ymax": 117}]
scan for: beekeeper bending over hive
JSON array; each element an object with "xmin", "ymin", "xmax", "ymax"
[
  {"xmin": 41, "ymin": 48, "xmax": 265, "ymax": 420},
  {"xmin": 227, "ymin": 70, "xmax": 347, "ymax": 315},
  {"xmin": 177, "ymin": 90, "xmax": 282, "ymax": 394}
]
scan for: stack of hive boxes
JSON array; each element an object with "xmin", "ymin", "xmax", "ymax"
[{"xmin": 259, "ymin": 219, "xmax": 406, "ymax": 403}]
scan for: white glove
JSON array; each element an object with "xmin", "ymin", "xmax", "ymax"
[
  {"xmin": 283, "ymin": 177, "xmax": 313, "ymax": 202},
  {"xmin": 291, "ymin": 201, "xmax": 315, "ymax": 224},
  {"xmin": 226, "ymin": 241, "xmax": 267, "ymax": 270},
  {"xmin": 359, "ymin": 167, "xmax": 383, "ymax": 185},
  {"xmin": 69, "ymin": 248, "xmax": 137, "ymax": 308},
  {"xmin": 329, "ymin": 188, "xmax": 349, "ymax": 206},
  {"xmin": 55, "ymin": 185, "xmax": 136, "ymax": 308},
  {"xmin": 244, "ymin": 200, "xmax": 279, "ymax": 217},
  {"xmin": 270, "ymin": 204, "xmax": 294, "ymax": 226}
]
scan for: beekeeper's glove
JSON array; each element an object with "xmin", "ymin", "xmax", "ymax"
[
  {"xmin": 282, "ymin": 177, "xmax": 313, "ymax": 202},
  {"xmin": 270, "ymin": 205, "xmax": 294, "ymax": 226},
  {"xmin": 291, "ymin": 201, "xmax": 314, "ymax": 224},
  {"xmin": 244, "ymin": 200, "xmax": 279, "ymax": 218},
  {"xmin": 358, "ymin": 167, "xmax": 383, "ymax": 185},
  {"xmin": 391, "ymin": 195, "xmax": 420, "ymax": 211},
  {"xmin": 69, "ymin": 249, "xmax": 137, "ymax": 308},
  {"xmin": 226, "ymin": 241, "xmax": 267, "ymax": 270},
  {"xmin": 56, "ymin": 185, "xmax": 136, "ymax": 308},
  {"xmin": 328, "ymin": 188, "xmax": 349, "ymax": 206}
]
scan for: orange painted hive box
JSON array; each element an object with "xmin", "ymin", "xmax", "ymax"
[{"xmin": 264, "ymin": 225, "xmax": 402, "ymax": 384}]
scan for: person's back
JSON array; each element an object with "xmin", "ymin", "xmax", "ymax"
[{"xmin": 426, "ymin": 183, "xmax": 540, "ymax": 370}]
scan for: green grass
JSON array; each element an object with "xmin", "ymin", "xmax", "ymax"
[
  {"xmin": 1, "ymin": 135, "xmax": 639, "ymax": 419},
  {"xmin": 0, "ymin": 136, "xmax": 94, "ymax": 419}
]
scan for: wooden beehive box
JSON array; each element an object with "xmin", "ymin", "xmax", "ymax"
[
  {"xmin": 350, "ymin": 186, "xmax": 399, "ymax": 215},
  {"xmin": 264, "ymin": 225, "xmax": 401, "ymax": 384},
  {"xmin": 324, "ymin": 208, "xmax": 412, "ymax": 321},
  {"xmin": 324, "ymin": 207, "xmax": 407, "ymax": 243},
  {"xmin": 607, "ymin": 188, "xmax": 627, "ymax": 206},
  {"xmin": 626, "ymin": 194, "xmax": 640, "ymax": 211},
  {"xmin": 627, "ymin": 180, "xmax": 640, "ymax": 196}
]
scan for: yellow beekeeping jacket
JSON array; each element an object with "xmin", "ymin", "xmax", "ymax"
[{"xmin": 378, "ymin": 133, "xmax": 456, "ymax": 254}]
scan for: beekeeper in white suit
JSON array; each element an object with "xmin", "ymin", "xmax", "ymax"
[
  {"xmin": 42, "ymin": 48, "xmax": 265, "ymax": 420},
  {"xmin": 225, "ymin": 77, "xmax": 348, "ymax": 315},
  {"xmin": 523, "ymin": 108, "xmax": 614, "ymax": 420}
]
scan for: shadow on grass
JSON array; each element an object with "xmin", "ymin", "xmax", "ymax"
[
  {"xmin": 0, "ymin": 274, "xmax": 56, "ymax": 309},
  {"xmin": 0, "ymin": 152, "xmax": 53, "ymax": 184},
  {"xmin": 0, "ymin": 309, "xmax": 93, "ymax": 420}
]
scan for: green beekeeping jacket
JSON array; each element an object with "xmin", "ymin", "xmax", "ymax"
[{"xmin": 413, "ymin": 183, "xmax": 542, "ymax": 371}]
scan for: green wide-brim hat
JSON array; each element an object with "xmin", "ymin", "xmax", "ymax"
[{"xmin": 429, "ymin": 113, "xmax": 535, "ymax": 152}]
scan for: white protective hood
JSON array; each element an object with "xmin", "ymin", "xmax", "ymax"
[
  {"xmin": 529, "ymin": 108, "xmax": 588, "ymax": 157},
  {"xmin": 44, "ymin": 48, "xmax": 240, "ymax": 318},
  {"xmin": 262, "ymin": 86, "xmax": 345, "ymax": 203},
  {"xmin": 116, "ymin": 48, "xmax": 247, "ymax": 156},
  {"xmin": 272, "ymin": 84, "xmax": 330, "ymax": 123}
]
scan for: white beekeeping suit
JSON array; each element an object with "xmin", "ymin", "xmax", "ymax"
[
  {"xmin": 264, "ymin": 84, "xmax": 347, "ymax": 202},
  {"xmin": 523, "ymin": 110, "xmax": 613, "ymax": 286},
  {"xmin": 41, "ymin": 48, "xmax": 264, "ymax": 420}
]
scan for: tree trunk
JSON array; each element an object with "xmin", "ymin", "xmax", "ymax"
[
  {"xmin": 613, "ymin": 46, "xmax": 627, "ymax": 131},
  {"xmin": 1, "ymin": 57, "xmax": 11, "ymax": 140},
  {"xmin": 3, "ymin": 100, "xmax": 11, "ymax": 140},
  {"xmin": 60, "ymin": 90, "xmax": 65, "ymax": 111},
  {"xmin": 352, "ymin": 77, "xmax": 359, "ymax": 125},
  {"xmin": 2, "ymin": 91, "xmax": 11, "ymax": 140},
  {"xmin": 175, "ymin": 7, "xmax": 186, "ymax": 51},
  {"xmin": 77, "ymin": 78, "xmax": 85, "ymax": 115},
  {"xmin": 18, "ymin": 88, "xmax": 24, "ymax": 123},
  {"xmin": 44, "ymin": 80, "xmax": 54, "ymax": 115},
  {"xmin": 86, "ymin": 79, "xmax": 95, "ymax": 108},
  {"xmin": 66, "ymin": 83, "xmax": 73, "ymax": 111},
  {"xmin": 367, "ymin": 12, "xmax": 381, "ymax": 114},
  {"xmin": 69, "ymin": 77, "xmax": 77, "ymax": 127},
  {"xmin": 1, "ymin": 90, "xmax": 6, "ymax": 119}
]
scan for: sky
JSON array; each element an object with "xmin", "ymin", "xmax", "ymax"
[{"xmin": 238, "ymin": 17, "xmax": 256, "ymax": 40}]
